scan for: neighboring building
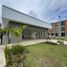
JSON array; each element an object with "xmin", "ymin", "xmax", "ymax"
[
  {"xmin": 48, "ymin": 20, "xmax": 67, "ymax": 38},
  {"xmin": 0, "ymin": 5, "xmax": 51, "ymax": 44}
]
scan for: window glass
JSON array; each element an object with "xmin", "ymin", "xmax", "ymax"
[
  {"xmin": 55, "ymin": 33, "xmax": 58, "ymax": 36},
  {"xmin": 61, "ymin": 27, "xmax": 65, "ymax": 31},
  {"xmin": 51, "ymin": 33, "xmax": 54, "ymax": 36},
  {"xmin": 61, "ymin": 21, "xmax": 64, "ymax": 25},
  {"xmin": 61, "ymin": 33, "xmax": 65, "ymax": 37}
]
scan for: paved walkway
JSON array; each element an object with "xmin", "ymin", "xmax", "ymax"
[
  {"xmin": 48, "ymin": 39, "xmax": 67, "ymax": 45},
  {"xmin": 0, "ymin": 39, "xmax": 47, "ymax": 67}
]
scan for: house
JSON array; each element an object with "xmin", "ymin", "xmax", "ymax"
[{"xmin": 0, "ymin": 5, "xmax": 51, "ymax": 44}]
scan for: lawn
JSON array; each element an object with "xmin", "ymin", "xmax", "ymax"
[{"xmin": 24, "ymin": 43, "xmax": 67, "ymax": 67}]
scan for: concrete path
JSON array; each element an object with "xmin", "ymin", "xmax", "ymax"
[
  {"xmin": 0, "ymin": 39, "xmax": 47, "ymax": 67},
  {"xmin": 48, "ymin": 39, "xmax": 67, "ymax": 45},
  {"xmin": 0, "ymin": 46, "xmax": 6, "ymax": 67}
]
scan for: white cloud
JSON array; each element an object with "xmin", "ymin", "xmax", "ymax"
[{"xmin": 0, "ymin": 0, "xmax": 67, "ymax": 23}]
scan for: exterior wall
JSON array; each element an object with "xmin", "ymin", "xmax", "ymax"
[
  {"xmin": 58, "ymin": 22, "xmax": 61, "ymax": 37},
  {"xmin": 64, "ymin": 21, "xmax": 67, "ymax": 37},
  {"xmin": 28, "ymin": 26, "xmax": 48, "ymax": 39},
  {"xmin": 64, "ymin": 20, "xmax": 67, "ymax": 32},
  {"xmin": 48, "ymin": 23, "xmax": 55, "ymax": 33},
  {"xmin": 2, "ymin": 5, "xmax": 51, "ymax": 29},
  {"xmin": 2, "ymin": 21, "xmax": 48, "ymax": 44},
  {"xmin": 51, "ymin": 23, "xmax": 55, "ymax": 32},
  {"xmin": 2, "ymin": 18, "xmax": 9, "ymax": 28}
]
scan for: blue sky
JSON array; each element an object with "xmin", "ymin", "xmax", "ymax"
[{"xmin": 0, "ymin": 0, "xmax": 67, "ymax": 23}]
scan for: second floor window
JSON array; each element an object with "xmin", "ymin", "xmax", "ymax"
[
  {"xmin": 61, "ymin": 21, "xmax": 64, "ymax": 26},
  {"xmin": 61, "ymin": 27, "xmax": 65, "ymax": 31},
  {"xmin": 55, "ymin": 28, "xmax": 58, "ymax": 32},
  {"xmin": 55, "ymin": 23, "xmax": 58, "ymax": 27}
]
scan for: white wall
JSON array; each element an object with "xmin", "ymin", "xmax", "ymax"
[{"xmin": 2, "ymin": 5, "xmax": 52, "ymax": 29}]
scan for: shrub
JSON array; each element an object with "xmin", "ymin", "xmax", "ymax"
[
  {"xmin": 45, "ymin": 41, "xmax": 57, "ymax": 45},
  {"xmin": 57, "ymin": 40, "xmax": 64, "ymax": 45},
  {"xmin": 4, "ymin": 45, "xmax": 26, "ymax": 67}
]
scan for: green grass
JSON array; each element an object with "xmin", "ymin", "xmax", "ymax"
[{"xmin": 24, "ymin": 43, "xmax": 67, "ymax": 67}]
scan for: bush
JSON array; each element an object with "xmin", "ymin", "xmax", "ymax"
[
  {"xmin": 45, "ymin": 41, "xmax": 57, "ymax": 45},
  {"xmin": 4, "ymin": 45, "xmax": 26, "ymax": 67},
  {"xmin": 57, "ymin": 40, "xmax": 64, "ymax": 45}
]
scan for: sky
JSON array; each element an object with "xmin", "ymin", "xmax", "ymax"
[{"xmin": 0, "ymin": 0, "xmax": 67, "ymax": 23}]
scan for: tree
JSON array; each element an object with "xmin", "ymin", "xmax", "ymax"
[
  {"xmin": 0, "ymin": 25, "xmax": 26, "ymax": 44},
  {"xmin": 0, "ymin": 28, "xmax": 3, "ymax": 45}
]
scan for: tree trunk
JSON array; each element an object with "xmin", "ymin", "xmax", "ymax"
[
  {"xmin": 1, "ymin": 32, "xmax": 3, "ymax": 45},
  {"xmin": 7, "ymin": 32, "xmax": 10, "ymax": 44}
]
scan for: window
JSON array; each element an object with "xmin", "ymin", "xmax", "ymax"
[
  {"xmin": 41, "ymin": 32, "xmax": 42, "ymax": 35},
  {"xmin": 61, "ymin": 21, "xmax": 64, "ymax": 25},
  {"xmin": 55, "ymin": 23, "xmax": 58, "ymax": 30},
  {"xmin": 55, "ymin": 33, "xmax": 58, "ymax": 36},
  {"xmin": 55, "ymin": 23, "xmax": 57, "ymax": 26},
  {"xmin": 61, "ymin": 27, "xmax": 65, "ymax": 31},
  {"xmin": 51, "ymin": 33, "xmax": 54, "ymax": 36},
  {"xmin": 48, "ymin": 33, "xmax": 50, "ymax": 35},
  {"xmin": 61, "ymin": 33, "xmax": 65, "ymax": 37},
  {"xmin": 55, "ymin": 28, "xmax": 58, "ymax": 32}
]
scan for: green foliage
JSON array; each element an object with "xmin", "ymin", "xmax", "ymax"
[
  {"xmin": 12, "ymin": 25, "xmax": 26, "ymax": 37},
  {"xmin": 4, "ymin": 46, "xmax": 13, "ymax": 67},
  {"xmin": 25, "ymin": 43, "xmax": 67, "ymax": 67},
  {"xmin": 0, "ymin": 25, "xmax": 26, "ymax": 44},
  {"xmin": 0, "ymin": 25, "xmax": 26, "ymax": 37},
  {"xmin": 10, "ymin": 45, "xmax": 26, "ymax": 54},
  {"xmin": 0, "ymin": 28, "xmax": 3, "ymax": 32},
  {"xmin": 57, "ymin": 40, "xmax": 64, "ymax": 45},
  {"xmin": 45, "ymin": 41, "xmax": 57, "ymax": 45},
  {"xmin": 4, "ymin": 45, "xmax": 26, "ymax": 67}
]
